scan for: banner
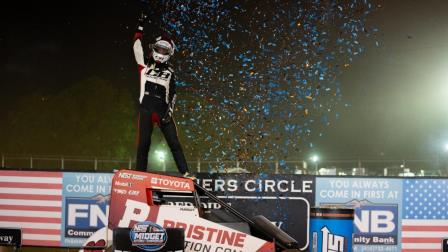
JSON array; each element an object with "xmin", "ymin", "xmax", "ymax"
[
  {"xmin": 61, "ymin": 172, "xmax": 113, "ymax": 247},
  {"xmin": 401, "ymin": 179, "xmax": 448, "ymax": 252},
  {"xmin": 316, "ymin": 177, "xmax": 402, "ymax": 252},
  {"xmin": 2, "ymin": 170, "xmax": 448, "ymax": 251},
  {"xmin": 0, "ymin": 228, "xmax": 22, "ymax": 247},
  {"xmin": 0, "ymin": 170, "xmax": 63, "ymax": 247},
  {"xmin": 165, "ymin": 173, "xmax": 315, "ymax": 251}
]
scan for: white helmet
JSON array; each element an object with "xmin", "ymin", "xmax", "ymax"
[{"xmin": 151, "ymin": 35, "xmax": 175, "ymax": 64}]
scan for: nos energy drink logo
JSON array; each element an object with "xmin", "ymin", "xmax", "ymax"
[
  {"xmin": 65, "ymin": 195, "xmax": 109, "ymax": 238},
  {"xmin": 347, "ymin": 200, "xmax": 398, "ymax": 245},
  {"xmin": 130, "ymin": 221, "xmax": 167, "ymax": 251}
]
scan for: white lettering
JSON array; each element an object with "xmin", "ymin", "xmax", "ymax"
[
  {"xmin": 303, "ymin": 180, "xmax": 313, "ymax": 193},
  {"xmin": 202, "ymin": 179, "xmax": 213, "ymax": 191},
  {"xmin": 118, "ymin": 173, "xmax": 131, "ymax": 179},
  {"xmin": 227, "ymin": 180, "xmax": 238, "ymax": 192},
  {"xmin": 277, "ymin": 180, "xmax": 288, "ymax": 192},
  {"xmin": 89, "ymin": 205, "xmax": 109, "ymax": 227},
  {"xmin": 371, "ymin": 211, "xmax": 395, "ymax": 233},
  {"xmin": 66, "ymin": 184, "xmax": 94, "ymax": 193},
  {"xmin": 245, "ymin": 180, "xmax": 256, "ymax": 192},
  {"xmin": 67, "ymin": 229, "xmax": 94, "ymax": 237},
  {"xmin": 355, "ymin": 210, "xmax": 395, "ymax": 233},
  {"xmin": 118, "ymin": 200, "xmax": 150, "ymax": 227},
  {"xmin": 319, "ymin": 190, "xmax": 348, "ymax": 198},
  {"xmin": 0, "ymin": 236, "xmax": 13, "ymax": 243},
  {"xmin": 265, "ymin": 180, "xmax": 276, "ymax": 192},
  {"xmin": 354, "ymin": 210, "xmax": 370, "ymax": 233},
  {"xmin": 150, "ymin": 177, "xmax": 191, "ymax": 190},
  {"xmin": 68, "ymin": 204, "xmax": 88, "ymax": 226},
  {"xmin": 134, "ymin": 232, "xmax": 165, "ymax": 240},
  {"xmin": 321, "ymin": 226, "xmax": 345, "ymax": 252},
  {"xmin": 215, "ymin": 179, "xmax": 225, "ymax": 192}
]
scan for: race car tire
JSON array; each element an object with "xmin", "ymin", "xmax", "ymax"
[
  {"xmin": 163, "ymin": 228, "xmax": 185, "ymax": 251},
  {"xmin": 113, "ymin": 228, "xmax": 132, "ymax": 251}
]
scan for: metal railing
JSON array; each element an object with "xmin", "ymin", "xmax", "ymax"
[{"xmin": 0, "ymin": 154, "xmax": 445, "ymax": 176}]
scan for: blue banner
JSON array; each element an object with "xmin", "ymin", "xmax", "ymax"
[
  {"xmin": 315, "ymin": 177, "xmax": 403, "ymax": 252},
  {"xmin": 61, "ymin": 172, "xmax": 113, "ymax": 247}
]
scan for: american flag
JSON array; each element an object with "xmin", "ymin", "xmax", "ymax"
[
  {"xmin": 0, "ymin": 170, "xmax": 62, "ymax": 246},
  {"xmin": 402, "ymin": 179, "xmax": 448, "ymax": 252}
]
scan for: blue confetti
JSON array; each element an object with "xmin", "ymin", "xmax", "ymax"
[{"xmin": 145, "ymin": 0, "xmax": 380, "ymax": 166}]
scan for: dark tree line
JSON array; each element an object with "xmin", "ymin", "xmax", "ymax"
[{"xmin": 3, "ymin": 77, "xmax": 140, "ymax": 158}]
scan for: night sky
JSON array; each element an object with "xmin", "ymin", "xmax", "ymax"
[
  {"xmin": 1, "ymin": 0, "xmax": 448, "ymax": 164},
  {"xmin": 322, "ymin": 0, "xmax": 448, "ymax": 160}
]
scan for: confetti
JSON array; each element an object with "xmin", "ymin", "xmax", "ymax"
[{"xmin": 144, "ymin": 0, "xmax": 379, "ymax": 171}]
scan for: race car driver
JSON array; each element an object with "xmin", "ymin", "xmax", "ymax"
[{"xmin": 133, "ymin": 13, "xmax": 195, "ymax": 180}]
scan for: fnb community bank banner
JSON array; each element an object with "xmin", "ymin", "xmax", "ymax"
[{"xmin": 0, "ymin": 169, "xmax": 447, "ymax": 251}]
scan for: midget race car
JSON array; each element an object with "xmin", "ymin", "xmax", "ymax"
[{"xmin": 82, "ymin": 170, "xmax": 301, "ymax": 252}]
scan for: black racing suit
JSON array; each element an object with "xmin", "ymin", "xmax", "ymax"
[{"xmin": 133, "ymin": 28, "xmax": 189, "ymax": 174}]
